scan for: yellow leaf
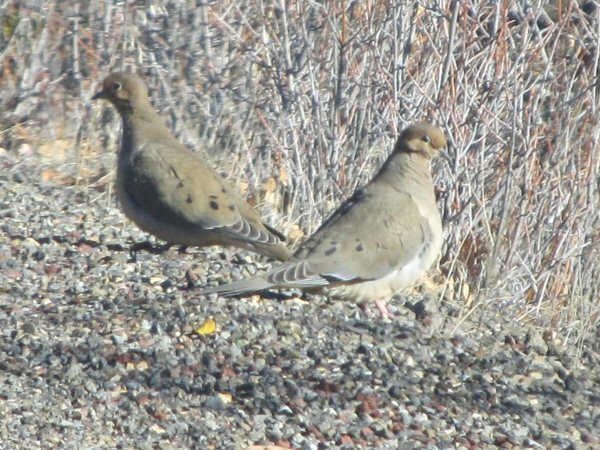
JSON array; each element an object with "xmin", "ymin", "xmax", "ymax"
[
  {"xmin": 218, "ymin": 392, "xmax": 233, "ymax": 404},
  {"xmin": 195, "ymin": 317, "xmax": 217, "ymax": 336}
]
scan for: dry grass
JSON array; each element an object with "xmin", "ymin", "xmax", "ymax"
[{"xmin": 1, "ymin": 0, "xmax": 598, "ymax": 350}]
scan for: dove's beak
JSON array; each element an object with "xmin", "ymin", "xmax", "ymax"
[{"xmin": 92, "ymin": 89, "xmax": 107, "ymax": 100}]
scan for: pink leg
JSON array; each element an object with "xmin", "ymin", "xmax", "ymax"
[{"xmin": 375, "ymin": 300, "xmax": 395, "ymax": 319}]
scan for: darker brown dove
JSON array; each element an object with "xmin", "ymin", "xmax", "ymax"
[
  {"xmin": 92, "ymin": 72, "xmax": 291, "ymax": 261},
  {"xmin": 198, "ymin": 123, "xmax": 448, "ymax": 316}
]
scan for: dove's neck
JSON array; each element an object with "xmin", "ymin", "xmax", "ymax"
[
  {"xmin": 379, "ymin": 152, "xmax": 434, "ymax": 196},
  {"xmin": 119, "ymin": 102, "xmax": 173, "ymax": 156}
]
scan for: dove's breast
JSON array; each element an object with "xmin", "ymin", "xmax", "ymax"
[{"xmin": 330, "ymin": 200, "xmax": 443, "ymax": 304}]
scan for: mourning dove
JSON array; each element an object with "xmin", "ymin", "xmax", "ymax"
[
  {"xmin": 198, "ymin": 123, "xmax": 448, "ymax": 316},
  {"xmin": 92, "ymin": 72, "xmax": 291, "ymax": 261}
]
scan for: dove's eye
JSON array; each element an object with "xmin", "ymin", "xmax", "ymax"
[
  {"xmin": 112, "ymin": 81, "xmax": 122, "ymax": 91},
  {"xmin": 421, "ymin": 135, "xmax": 431, "ymax": 144}
]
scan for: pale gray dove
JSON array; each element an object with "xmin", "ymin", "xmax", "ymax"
[
  {"xmin": 198, "ymin": 123, "xmax": 448, "ymax": 316},
  {"xmin": 92, "ymin": 72, "xmax": 291, "ymax": 261}
]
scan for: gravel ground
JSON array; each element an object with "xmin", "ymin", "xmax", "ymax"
[{"xmin": 1, "ymin": 154, "xmax": 599, "ymax": 450}]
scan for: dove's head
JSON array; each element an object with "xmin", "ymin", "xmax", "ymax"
[
  {"xmin": 395, "ymin": 123, "xmax": 448, "ymax": 160},
  {"xmin": 92, "ymin": 72, "xmax": 150, "ymax": 114}
]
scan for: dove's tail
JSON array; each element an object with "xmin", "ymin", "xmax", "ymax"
[{"xmin": 196, "ymin": 276, "xmax": 274, "ymax": 297}]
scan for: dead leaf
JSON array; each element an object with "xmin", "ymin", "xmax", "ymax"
[
  {"xmin": 260, "ymin": 176, "xmax": 278, "ymax": 206},
  {"xmin": 287, "ymin": 224, "xmax": 304, "ymax": 243},
  {"xmin": 37, "ymin": 138, "xmax": 71, "ymax": 161}
]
